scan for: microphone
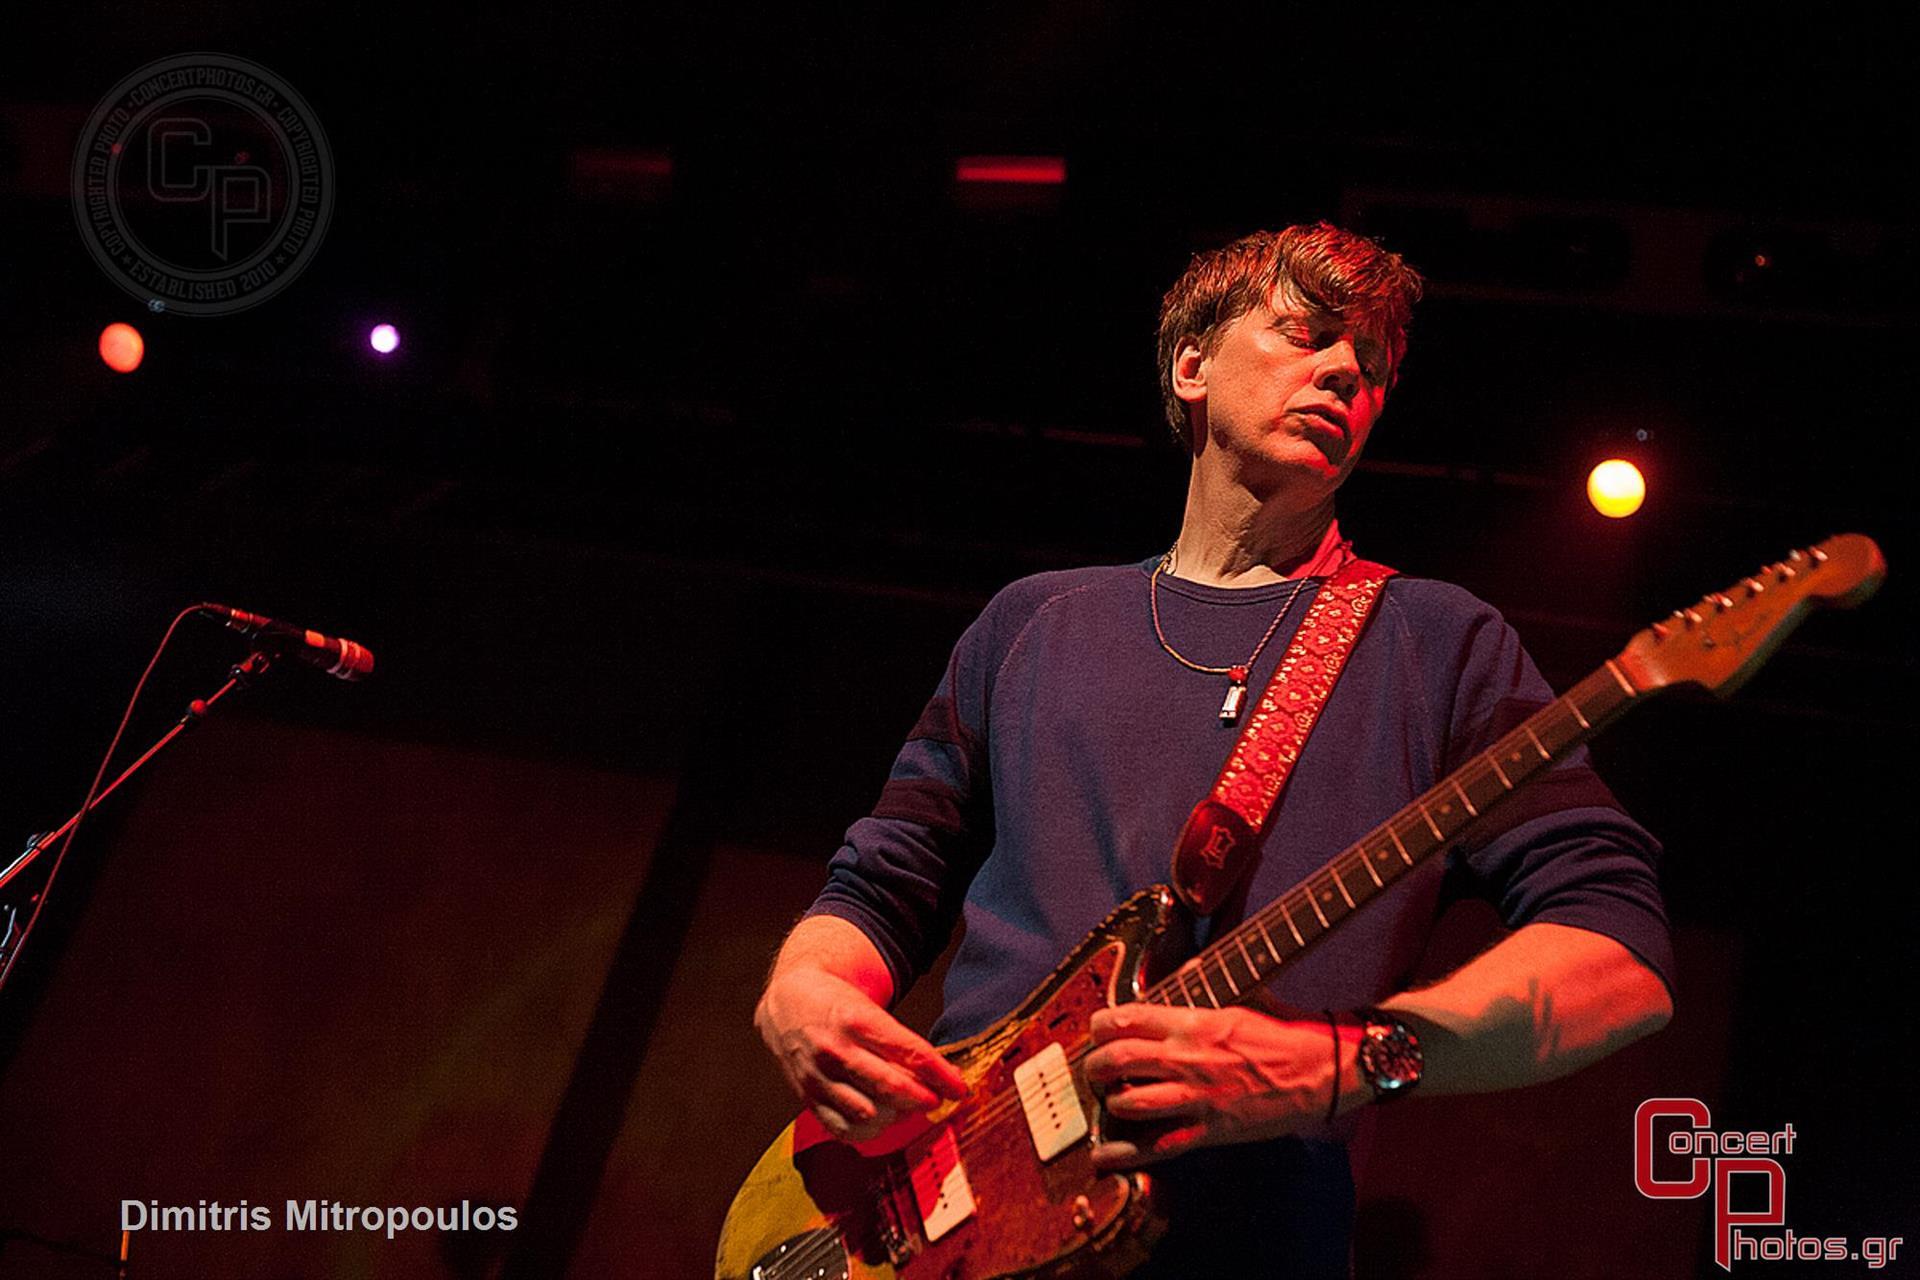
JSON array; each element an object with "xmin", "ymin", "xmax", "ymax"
[{"xmin": 196, "ymin": 604, "xmax": 375, "ymax": 681}]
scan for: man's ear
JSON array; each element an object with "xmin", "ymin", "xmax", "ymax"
[
  {"xmin": 1170, "ymin": 337, "xmax": 1208, "ymax": 450},
  {"xmin": 1170, "ymin": 336, "xmax": 1207, "ymax": 409}
]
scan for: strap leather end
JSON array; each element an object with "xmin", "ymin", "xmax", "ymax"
[{"xmin": 1171, "ymin": 799, "xmax": 1258, "ymax": 916}]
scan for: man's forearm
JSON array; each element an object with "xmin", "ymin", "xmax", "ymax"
[
  {"xmin": 1376, "ymin": 921, "xmax": 1672, "ymax": 1096},
  {"xmin": 766, "ymin": 913, "xmax": 896, "ymax": 1007}
]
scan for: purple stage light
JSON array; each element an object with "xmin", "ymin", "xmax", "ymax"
[{"xmin": 369, "ymin": 323, "xmax": 400, "ymax": 355}]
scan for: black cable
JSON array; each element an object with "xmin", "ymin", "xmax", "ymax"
[
  {"xmin": 0, "ymin": 606, "xmax": 199, "ymax": 996},
  {"xmin": 1323, "ymin": 1008, "xmax": 1342, "ymax": 1122}
]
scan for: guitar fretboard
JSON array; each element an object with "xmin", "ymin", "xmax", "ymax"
[{"xmin": 1145, "ymin": 661, "xmax": 1641, "ymax": 1009}]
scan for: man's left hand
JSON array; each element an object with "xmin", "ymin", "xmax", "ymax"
[{"xmin": 1083, "ymin": 1003, "xmax": 1345, "ymax": 1169}]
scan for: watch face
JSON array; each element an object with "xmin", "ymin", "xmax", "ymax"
[
  {"xmin": 1360, "ymin": 1019, "xmax": 1423, "ymax": 1096},
  {"xmin": 1365, "ymin": 1037, "xmax": 1421, "ymax": 1090}
]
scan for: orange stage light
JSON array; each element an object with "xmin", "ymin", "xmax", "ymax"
[
  {"xmin": 98, "ymin": 322, "xmax": 145, "ymax": 373},
  {"xmin": 1587, "ymin": 459, "xmax": 1646, "ymax": 518}
]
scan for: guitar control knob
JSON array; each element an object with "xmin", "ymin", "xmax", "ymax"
[{"xmin": 1071, "ymin": 1195, "xmax": 1094, "ymax": 1231}]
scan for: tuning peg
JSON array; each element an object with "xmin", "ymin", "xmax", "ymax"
[
  {"xmin": 1808, "ymin": 545, "xmax": 1828, "ymax": 563},
  {"xmin": 1651, "ymin": 621, "xmax": 1672, "ymax": 640},
  {"xmin": 1788, "ymin": 548, "xmax": 1808, "ymax": 563},
  {"xmin": 1711, "ymin": 593, "xmax": 1733, "ymax": 611},
  {"xmin": 1745, "ymin": 576, "xmax": 1767, "ymax": 595}
]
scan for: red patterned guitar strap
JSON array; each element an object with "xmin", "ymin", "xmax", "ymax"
[{"xmin": 1171, "ymin": 558, "xmax": 1398, "ymax": 915}]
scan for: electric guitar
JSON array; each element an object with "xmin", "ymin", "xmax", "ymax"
[{"xmin": 717, "ymin": 534, "xmax": 1886, "ymax": 1280}]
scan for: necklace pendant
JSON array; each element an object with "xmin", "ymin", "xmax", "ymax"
[{"xmin": 1219, "ymin": 679, "xmax": 1248, "ymax": 724}]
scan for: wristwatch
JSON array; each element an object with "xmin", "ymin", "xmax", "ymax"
[{"xmin": 1355, "ymin": 1008, "xmax": 1423, "ymax": 1102}]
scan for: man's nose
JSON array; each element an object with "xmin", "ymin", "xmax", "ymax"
[{"xmin": 1314, "ymin": 340, "xmax": 1362, "ymax": 401}]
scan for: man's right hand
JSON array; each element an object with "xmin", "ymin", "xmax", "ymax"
[{"xmin": 755, "ymin": 967, "xmax": 968, "ymax": 1143}]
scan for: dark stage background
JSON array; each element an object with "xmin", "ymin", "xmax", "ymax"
[{"xmin": 1, "ymin": 7, "xmax": 1913, "ymax": 1278}]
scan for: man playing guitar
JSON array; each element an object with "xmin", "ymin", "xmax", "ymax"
[{"xmin": 751, "ymin": 223, "xmax": 1673, "ymax": 1276}]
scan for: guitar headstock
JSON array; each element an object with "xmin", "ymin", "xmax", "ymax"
[{"xmin": 1615, "ymin": 533, "xmax": 1886, "ymax": 697}]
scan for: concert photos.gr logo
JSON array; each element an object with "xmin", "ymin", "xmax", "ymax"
[
  {"xmin": 1634, "ymin": 1098, "xmax": 1905, "ymax": 1271},
  {"xmin": 70, "ymin": 53, "xmax": 334, "ymax": 317}
]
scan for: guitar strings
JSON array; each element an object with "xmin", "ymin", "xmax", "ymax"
[
  {"xmin": 941, "ymin": 942, "xmax": 1279, "ymax": 1149},
  {"xmin": 937, "ymin": 951, "xmax": 1239, "ymax": 1148}
]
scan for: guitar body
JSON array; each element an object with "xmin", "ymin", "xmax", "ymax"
[{"xmin": 717, "ymin": 886, "xmax": 1187, "ymax": 1280}]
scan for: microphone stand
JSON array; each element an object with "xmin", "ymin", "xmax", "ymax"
[
  {"xmin": 0, "ymin": 650, "xmax": 277, "ymax": 981},
  {"xmin": 0, "ymin": 648, "xmax": 278, "ymax": 1278},
  {"xmin": 0, "ymin": 1224, "xmax": 128, "ymax": 1277}
]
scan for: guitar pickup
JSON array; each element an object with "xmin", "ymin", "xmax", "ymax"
[
  {"xmin": 1013, "ymin": 1041, "xmax": 1090, "ymax": 1162},
  {"xmin": 907, "ymin": 1126, "xmax": 976, "ymax": 1244}
]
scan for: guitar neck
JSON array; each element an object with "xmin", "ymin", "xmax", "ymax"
[{"xmin": 1144, "ymin": 659, "xmax": 1644, "ymax": 1009}]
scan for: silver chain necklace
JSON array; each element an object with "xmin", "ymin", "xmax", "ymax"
[{"xmin": 1150, "ymin": 544, "xmax": 1312, "ymax": 724}]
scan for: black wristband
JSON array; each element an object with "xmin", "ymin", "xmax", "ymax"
[{"xmin": 1323, "ymin": 1009, "xmax": 1341, "ymax": 1122}]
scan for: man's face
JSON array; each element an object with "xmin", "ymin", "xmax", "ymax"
[{"xmin": 1179, "ymin": 292, "xmax": 1397, "ymax": 495}]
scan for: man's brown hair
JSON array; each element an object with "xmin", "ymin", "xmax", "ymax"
[{"xmin": 1156, "ymin": 223, "xmax": 1424, "ymax": 447}]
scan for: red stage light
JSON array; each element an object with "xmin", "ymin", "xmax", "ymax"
[
  {"xmin": 954, "ymin": 155, "xmax": 1066, "ymax": 185},
  {"xmin": 568, "ymin": 146, "xmax": 673, "ymax": 204},
  {"xmin": 98, "ymin": 322, "xmax": 144, "ymax": 373}
]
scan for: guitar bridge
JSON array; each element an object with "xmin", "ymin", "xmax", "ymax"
[{"xmin": 876, "ymin": 1159, "xmax": 916, "ymax": 1266}]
